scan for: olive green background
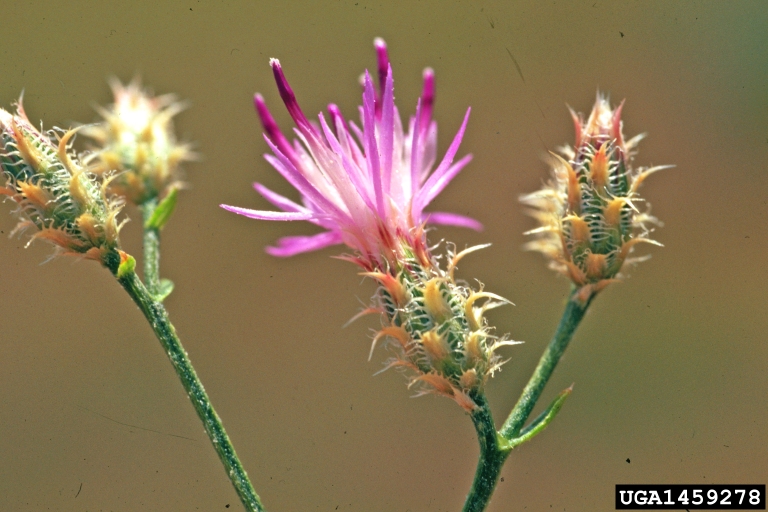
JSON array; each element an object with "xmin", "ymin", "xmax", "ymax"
[{"xmin": 1, "ymin": 1, "xmax": 766, "ymax": 511}]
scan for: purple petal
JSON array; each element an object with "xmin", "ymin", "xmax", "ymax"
[
  {"xmin": 266, "ymin": 230, "xmax": 343, "ymax": 257},
  {"xmin": 410, "ymin": 98, "xmax": 423, "ymax": 195},
  {"xmin": 373, "ymin": 38, "xmax": 389, "ymax": 114},
  {"xmin": 318, "ymin": 113, "xmax": 376, "ymax": 213},
  {"xmin": 252, "ymin": 182, "xmax": 309, "ymax": 213},
  {"xmin": 348, "ymin": 117, "xmax": 366, "ymax": 161},
  {"xmin": 270, "ymin": 59, "xmax": 317, "ymax": 138},
  {"xmin": 254, "ymin": 94, "xmax": 302, "ymax": 170},
  {"xmin": 362, "ymin": 71, "xmax": 384, "ymax": 218},
  {"xmin": 415, "ymin": 107, "xmax": 472, "ymax": 210},
  {"xmin": 420, "ymin": 68, "xmax": 435, "ymax": 132},
  {"xmin": 220, "ymin": 204, "xmax": 315, "ymax": 221},
  {"xmin": 417, "ymin": 153, "xmax": 473, "ymax": 211},
  {"xmin": 327, "ymin": 104, "xmax": 345, "ymax": 137},
  {"xmin": 262, "ymin": 136, "xmax": 345, "ymax": 219},
  {"xmin": 329, "ymin": 104, "xmax": 367, "ymax": 170},
  {"xmin": 424, "ymin": 211, "xmax": 483, "ymax": 231},
  {"xmin": 380, "ymin": 64, "xmax": 394, "ymax": 196}
]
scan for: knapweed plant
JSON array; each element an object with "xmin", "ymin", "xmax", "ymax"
[{"xmin": 1, "ymin": 39, "xmax": 666, "ymax": 512}]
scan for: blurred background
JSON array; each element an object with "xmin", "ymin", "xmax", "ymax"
[{"xmin": 1, "ymin": 1, "xmax": 766, "ymax": 510}]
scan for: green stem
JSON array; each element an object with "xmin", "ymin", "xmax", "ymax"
[
  {"xmin": 462, "ymin": 393, "xmax": 510, "ymax": 512},
  {"xmin": 106, "ymin": 254, "xmax": 265, "ymax": 512},
  {"xmin": 462, "ymin": 291, "xmax": 592, "ymax": 512},
  {"xmin": 141, "ymin": 197, "xmax": 161, "ymax": 296},
  {"xmin": 500, "ymin": 290, "xmax": 591, "ymax": 440}
]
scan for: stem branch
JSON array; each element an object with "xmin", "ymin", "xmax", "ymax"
[
  {"xmin": 109, "ymin": 257, "xmax": 264, "ymax": 512},
  {"xmin": 461, "ymin": 394, "xmax": 510, "ymax": 512},
  {"xmin": 500, "ymin": 291, "xmax": 591, "ymax": 440},
  {"xmin": 462, "ymin": 290, "xmax": 592, "ymax": 512}
]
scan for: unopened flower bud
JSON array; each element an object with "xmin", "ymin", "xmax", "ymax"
[
  {"xmin": 0, "ymin": 103, "xmax": 124, "ymax": 262},
  {"xmin": 81, "ymin": 78, "xmax": 193, "ymax": 204},
  {"xmin": 521, "ymin": 94, "xmax": 670, "ymax": 302}
]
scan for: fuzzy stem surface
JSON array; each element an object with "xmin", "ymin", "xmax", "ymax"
[
  {"xmin": 462, "ymin": 291, "xmax": 591, "ymax": 512},
  {"xmin": 141, "ymin": 197, "xmax": 161, "ymax": 295},
  {"xmin": 106, "ymin": 255, "xmax": 264, "ymax": 512},
  {"xmin": 462, "ymin": 393, "xmax": 510, "ymax": 512},
  {"xmin": 500, "ymin": 290, "xmax": 591, "ymax": 440}
]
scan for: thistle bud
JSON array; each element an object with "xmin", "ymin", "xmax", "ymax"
[
  {"xmin": 521, "ymin": 94, "xmax": 670, "ymax": 302},
  {"xmin": 369, "ymin": 246, "xmax": 518, "ymax": 412},
  {"xmin": 0, "ymin": 103, "xmax": 124, "ymax": 262},
  {"xmin": 81, "ymin": 78, "xmax": 193, "ymax": 204}
]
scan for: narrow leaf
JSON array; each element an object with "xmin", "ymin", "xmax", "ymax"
[
  {"xmin": 507, "ymin": 385, "xmax": 573, "ymax": 449},
  {"xmin": 145, "ymin": 187, "xmax": 179, "ymax": 230}
]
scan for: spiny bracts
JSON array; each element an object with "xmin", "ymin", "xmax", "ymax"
[
  {"xmin": 520, "ymin": 94, "xmax": 670, "ymax": 302},
  {"xmin": 82, "ymin": 78, "xmax": 193, "ymax": 205},
  {"xmin": 0, "ymin": 102, "xmax": 124, "ymax": 263},
  {"xmin": 364, "ymin": 245, "xmax": 517, "ymax": 412}
]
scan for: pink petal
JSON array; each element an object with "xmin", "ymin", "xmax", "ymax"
[
  {"xmin": 416, "ymin": 153, "xmax": 473, "ymax": 212},
  {"xmin": 380, "ymin": 64, "xmax": 394, "ymax": 196},
  {"xmin": 362, "ymin": 71, "xmax": 384, "ymax": 218},
  {"xmin": 266, "ymin": 230, "xmax": 343, "ymax": 257},
  {"xmin": 220, "ymin": 204, "xmax": 315, "ymax": 221},
  {"xmin": 328, "ymin": 106, "xmax": 369, "ymax": 187},
  {"xmin": 415, "ymin": 107, "xmax": 472, "ymax": 210},
  {"xmin": 374, "ymin": 38, "xmax": 390, "ymax": 111},
  {"xmin": 262, "ymin": 137, "xmax": 346, "ymax": 220},
  {"xmin": 419, "ymin": 68, "xmax": 435, "ymax": 133},
  {"xmin": 424, "ymin": 211, "xmax": 483, "ymax": 231},
  {"xmin": 254, "ymin": 94, "xmax": 302, "ymax": 170},
  {"xmin": 318, "ymin": 114, "xmax": 376, "ymax": 213},
  {"xmin": 252, "ymin": 182, "xmax": 310, "ymax": 214},
  {"xmin": 410, "ymin": 98, "xmax": 423, "ymax": 196},
  {"xmin": 270, "ymin": 59, "xmax": 315, "ymax": 136}
]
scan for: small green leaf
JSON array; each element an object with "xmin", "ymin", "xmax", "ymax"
[
  {"xmin": 117, "ymin": 254, "xmax": 136, "ymax": 279},
  {"xmin": 507, "ymin": 385, "xmax": 573, "ymax": 449},
  {"xmin": 145, "ymin": 187, "xmax": 179, "ymax": 231},
  {"xmin": 153, "ymin": 278, "xmax": 175, "ymax": 302}
]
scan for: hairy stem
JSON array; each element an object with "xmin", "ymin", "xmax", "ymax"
[
  {"xmin": 106, "ymin": 254, "xmax": 264, "ymax": 512},
  {"xmin": 500, "ymin": 291, "xmax": 591, "ymax": 440},
  {"xmin": 141, "ymin": 197, "xmax": 161, "ymax": 295},
  {"xmin": 462, "ymin": 393, "xmax": 510, "ymax": 512},
  {"xmin": 462, "ymin": 291, "xmax": 592, "ymax": 512}
]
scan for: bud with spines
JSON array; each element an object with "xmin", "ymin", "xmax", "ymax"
[
  {"xmin": 0, "ymin": 102, "xmax": 124, "ymax": 262},
  {"xmin": 521, "ymin": 94, "xmax": 670, "ymax": 302},
  {"xmin": 365, "ymin": 243, "xmax": 517, "ymax": 412},
  {"xmin": 82, "ymin": 78, "xmax": 193, "ymax": 205}
]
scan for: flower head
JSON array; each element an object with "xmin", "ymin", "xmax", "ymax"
[
  {"xmin": 81, "ymin": 78, "xmax": 193, "ymax": 205},
  {"xmin": 220, "ymin": 39, "xmax": 512, "ymax": 410},
  {"xmin": 521, "ymin": 94, "xmax": 670, "ymax": 302},
  {"xmin": 221, "ymin": 38, "xmax": 480, "ymax": 271},
  {"xmin": 0, "ymin": 101, "xmax": 124, "ymax": 262}
]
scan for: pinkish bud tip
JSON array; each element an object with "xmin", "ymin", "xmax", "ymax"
[
  {"xmin": 374, "ymin": 37, "xmax": 390, "ymax": 100},
  {"xmin": 420, "ymin": 68, "xmax": 436, "ymax": 127},
  {"xmin": 270, "ymin": 58, "xmax": 315, "ymax": 137}
]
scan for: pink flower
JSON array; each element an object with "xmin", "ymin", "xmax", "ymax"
[{"xmin": 221, "ymin": 38, "xmax": 480, "ymax": 270}]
